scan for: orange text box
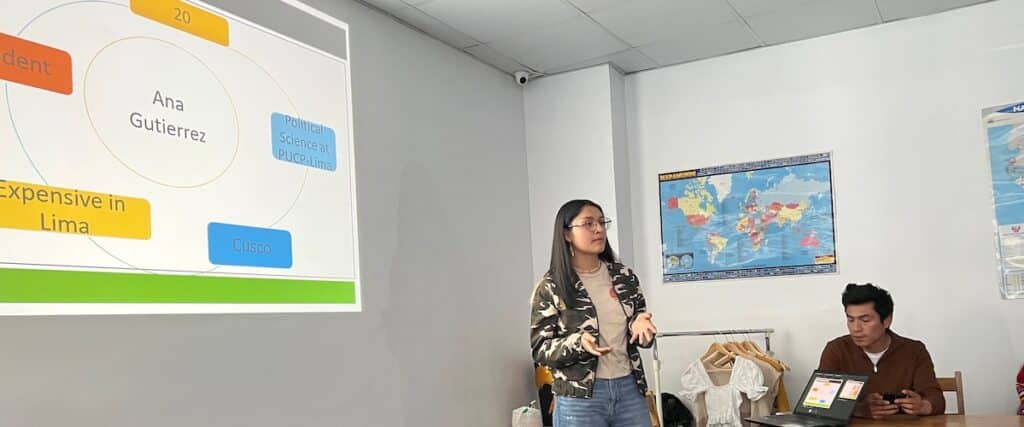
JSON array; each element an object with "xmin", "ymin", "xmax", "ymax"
[
  {"xmin": 131, "ymin": 0, "xmax": 229, "ymax": 46},
  {"xmin": 0, "ymin": 32, "xmax": 73, "ymax": 95}
]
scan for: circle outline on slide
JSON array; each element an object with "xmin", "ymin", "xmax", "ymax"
[
  {"xmin": 82, "ymin": 35, "xmax": 241, "ymax": 189},
  {"xmin": 5, "ymin": 0, "xmax": 127, "ymax": 187},
  {"xmin": 5, "ymin": 0, "xmax": 321, "ymax": 277}
]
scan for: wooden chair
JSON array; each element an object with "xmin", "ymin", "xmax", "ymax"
[
  {"xmin": 936, "ymin": 371, "xmax": 965, "ymax": 415},
  {"xmin": 644, "ymin": 391, "xmax": 661, "ymax": 427}
]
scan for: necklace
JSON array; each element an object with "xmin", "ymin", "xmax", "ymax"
[{"xmin": 575, "ymin": 261, "xmax": 603, "ymax": 275}]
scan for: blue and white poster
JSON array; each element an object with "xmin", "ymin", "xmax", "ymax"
[{"xmin": 983, "ymin": 101, "xmax": 1024, "ymax": 299}]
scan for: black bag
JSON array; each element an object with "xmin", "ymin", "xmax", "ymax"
[{"xmin": 661, "ymin": 393, "xmax": 694, "ymax": 427}]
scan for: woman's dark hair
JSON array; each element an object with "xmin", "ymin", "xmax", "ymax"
[{"xmin": 547, "ymin": 199, "xmax": 617, "ymax": 304}]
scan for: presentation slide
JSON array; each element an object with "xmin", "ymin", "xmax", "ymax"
[
  {"xmin": 839, "ymin": 379, "xmax": 864, "ymax": 400},
  {"xmin": 0, "ymin": 0, "xmax": 359, "ymax": 314},
  {"xmin": 803, "ymin": 377, "xmax": 843, "ymax": 409}
]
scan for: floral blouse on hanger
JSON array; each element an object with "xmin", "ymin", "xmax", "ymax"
[{"xmin": 679, "ymin": 356, "xmax": 768, "ymax": 427}]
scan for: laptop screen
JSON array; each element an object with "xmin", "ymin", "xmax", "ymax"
[{"xmin": 793, "ymin": 371, "xmax": 869, "ymax": 421}]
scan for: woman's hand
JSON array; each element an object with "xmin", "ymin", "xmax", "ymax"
[
  {"xmin": 581, "ymin": 333, "xmax": 612, "ymax": 357},
  {"xmin": 629, "ymin": 312, "xmax": 657, "ymax": 346}
]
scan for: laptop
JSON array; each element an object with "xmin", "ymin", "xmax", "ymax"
[{"xmin": 746, "ymin": 370, "xmax": 869, "ymax": 427}]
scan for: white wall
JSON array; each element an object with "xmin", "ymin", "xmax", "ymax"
[
  {"xmin": 628, "ymin": 0, "xmax": 1024, "ymax": 415},
  {"xmin": 610, "ymin": 69, "xmax": 635, "ymax": 266},
  {"xmin": 525, "ymin": 65, "xmax": 632, "ymax": 280},
  {"xmin": 0, "ymin": 1, "xmax": 534, "ymax": 425}
]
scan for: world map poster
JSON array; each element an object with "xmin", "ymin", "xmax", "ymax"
[{"xmin": 659, "ymin": 153, "xmax": 838, "ymax": 283}]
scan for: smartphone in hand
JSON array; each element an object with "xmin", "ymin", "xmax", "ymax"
[
  {"xmin": 880, "ymin": 391, "xmax": 913, "ymax": 411},
  {"xmin": 881, "ymin": 392, "xmax": 907, "ymax": 404}
]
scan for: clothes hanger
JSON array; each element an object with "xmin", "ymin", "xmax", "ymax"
[
  {"xmin": 709, "ymin": 333, "xmax": 736, "ymax": 368},
  {"xmin": 701, "ymin": 334, "xmax": 727, "ymax": 358},
  {"xmin": 747, "ymin": 334, "xmax": 788, "ymax": 372},
  {"xmin": 743, "ymin": 341, "xmax": 764, "ymax": 356},
  {"xmin": 728, "ymin": 332, "xmax": 782, "ymax": 372},
  {"xmin": 733, "ymin": 331, "xmax": 757, "ymax": 354},
  {"xmin": 723, "ymin": 339, "xmax": 751, "ymax": 359},
  {"xmin": 731, "ymin": 332, "xmax": 754, "ymax": 356},
  {"xmin": 740, "ymin": 332, "xmax": 766, "ymax": 357},
  {"xmin": 701, "ymin": 336, "xmax": 724, "ymax": 363}
]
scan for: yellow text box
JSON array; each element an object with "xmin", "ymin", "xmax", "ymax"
[
  {"xmin": 815, "ymin": 255, "xmax": 836, "ymax": 264},
  {"xmin": 659, "ymin": 170, "xmax": 697, "ymax": 181},
  {"xmin": 130, "ymin": 0, "xmax": 229, "ymax": 46},
  {"xmin": 0, "ymin": 179, "xmax": 151, "ymax": 239}
]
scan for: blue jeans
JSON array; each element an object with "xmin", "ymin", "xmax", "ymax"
[{"xmin": 554, "ymin": 376, "xmax": 652, "ymax": 427}]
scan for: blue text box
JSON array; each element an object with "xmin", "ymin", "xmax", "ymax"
[
  {"xmin": 208, "ymin": 222, "xmax": 293, "ymax": 268},
  {"xmin": 271, "ymin": 112, "xmax": 337, "ymax": 171}
]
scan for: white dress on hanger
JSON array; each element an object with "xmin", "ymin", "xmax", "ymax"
[{"xmin": 679, "ymin": 356, "xmax": 768, "ymax": 427}]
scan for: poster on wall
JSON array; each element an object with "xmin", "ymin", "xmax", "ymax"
[
  {"xmin": 982, "ymin": 101, "xmax": 1024, "ymax": 299},
  {"xmin": 0, "ymin": 0, "xmax": 359, "ymax": 314},
  {"xmin": 658, "ymin": 153, "xmax": 837, "ymax": 283}
]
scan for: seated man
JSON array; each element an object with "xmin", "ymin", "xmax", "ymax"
[{"xmin": 818, "ymin": 283, "xmax": 944, "ymax": 419}]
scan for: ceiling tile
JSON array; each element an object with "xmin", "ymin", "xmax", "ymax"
[
  {"xmin": 359, "ymin": 0, "xmax": 409, "ymax": 12},
  {"xmin": 745, "ymin": 0, "xmax": 879, "ymax": 45},
  {"xmin": 543, "ymin": 48, "xmax": 658, "ymax": 74},
  {"xmin": 605, "ymin": 49, "xmax": 660, "ymax": 73},
  {"xmin": 464, "ymin": 44, "xmax": 531, "ymax": 74},
  {"xmin": 418, "ymin": 0, "xmax": 581, "ymax": 43},
  {"xmin": 488, "ymin": 16, "xmax": 628, "ymax": 73},
  {"xmin": 876, "ymin": 0, "xmax": 989, "ymax": 21},
  {"xmin": 566, "ymin": 0, "xmax": 620, "ymax": 13},
  {"xmin": 392, "ymin": 6, "xmax": 479, "ymax": 48},
  {"xmin": 589, "ymin": 0, "xmax": 737, "ymax": 47},
  {"xmin": 638, "ymin": 20, "xmax": 758, "ymax": 66},
  {"xmin": 728, "ymin": 0, "xmax": 816, "ymax": 17}
]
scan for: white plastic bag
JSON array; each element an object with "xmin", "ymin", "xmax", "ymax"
[{"xmin": 512, "ymin": 400, "xmax": 543, "ymax": 427}]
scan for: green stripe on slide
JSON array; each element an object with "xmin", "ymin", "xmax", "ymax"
[{"xmin": 0, "ymin": 268, "xmax": 355, "ymax": 303}]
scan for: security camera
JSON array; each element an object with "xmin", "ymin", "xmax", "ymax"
[{"xmin": 514, "ymin": 71, "xmax": 530, "ymax": 86}]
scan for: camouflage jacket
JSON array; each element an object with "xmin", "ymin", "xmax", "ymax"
[{"xmin": 530, "ymin": 262, "xmax": 651, "ymax": 398}]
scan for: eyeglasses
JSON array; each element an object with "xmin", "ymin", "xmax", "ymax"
[{"xmin": 567, "ymin": 218, "xmax": 612, "ymax": 231}]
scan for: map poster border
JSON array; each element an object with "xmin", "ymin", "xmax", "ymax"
[
  {"xmin": 658, "ymin": 152, "xmax": 838, "ymax": 283},
  {"xmin": 982, "ymin": 101, "xmax": 1024, "ymax": 300}
]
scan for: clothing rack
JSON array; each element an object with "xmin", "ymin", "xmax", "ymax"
[{"xmin": 648, "ymin": 328, "xmax": 775, "ymax": 427}]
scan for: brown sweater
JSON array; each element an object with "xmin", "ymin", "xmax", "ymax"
[{"xmin": 817, "ymin": 331, "xmax": 945, "ymax": 416}]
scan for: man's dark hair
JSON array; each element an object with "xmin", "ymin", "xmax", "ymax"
[{"xmin": 842, "ymin": 283, "xmax": 894, "ymax": 321}]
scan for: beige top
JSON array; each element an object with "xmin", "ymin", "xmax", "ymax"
[{"xmin": 578, "ymin": 263, "xmax": 631, "ymax": 379}]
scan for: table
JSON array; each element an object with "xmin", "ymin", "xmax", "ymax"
[{"xmin": 849, "ymin": 414, "xmax": 1023, "ymax": 426}]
